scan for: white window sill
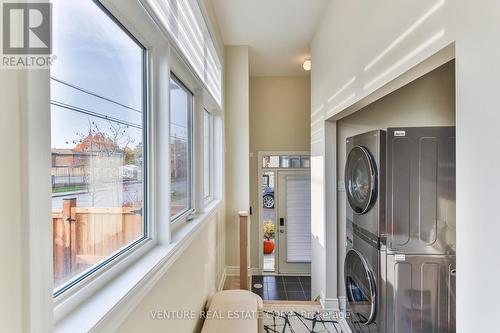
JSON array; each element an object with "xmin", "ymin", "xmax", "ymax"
[{"xmin": 55, "ymin": 199, "xmax": 222, "ymax": 333}]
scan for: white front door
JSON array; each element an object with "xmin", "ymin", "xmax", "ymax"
[{"xmin": 277, "ymin": 170, "xmax": 311, "ymax": 274}]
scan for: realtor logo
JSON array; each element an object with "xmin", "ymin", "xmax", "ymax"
[{"xmin": 2, "ymin": 1, "xmax": 51, "ymax": 55}]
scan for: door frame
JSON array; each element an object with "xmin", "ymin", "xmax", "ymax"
[{"xmin": 257, "ymin": 151, "xmax": 310, "ymax": 275}]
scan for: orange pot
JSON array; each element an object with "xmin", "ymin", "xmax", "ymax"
[{"xmin": 263, "ymin": 239, "xmax": 275, "ymax": 254}]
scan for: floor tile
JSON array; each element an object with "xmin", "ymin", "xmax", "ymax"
[
  {"xmin": 252, "ymin": 275, "xmax": 311, "ymax": 301},
  {"xmin": 263, "ymin": 276, "xmax": 281, "ymax": 283},
  {"xmin": 299, "ymin": 276, "xmax": 311, "ymax": 283},
  {"xmin": 282, "ymin": 276, "xmax": 300, "ymax": 283},
  {"xmin": 266, "ymin": 289, "xmax": 287, "ymax": 300},
  {"xmin": 301, "ymin": 282, "xmax": 311, "ymax": 291},
  {"xmin": 284, "ymin": 282, "xmax": 303, "ymax": 291},
  {"xmin": 287, "ymin": 291, "xmax": 306, "ymax": 301},
  {"xmin": 252, "ymin": 275, "xmax": 263, "ymax": 283},
  {"xmin": 266, "ymin": 283, "xmax": 285, "ymax": 292},
  {"xmin": 267, "ymin": 281, "xmax": 285, "ymax": 289}
]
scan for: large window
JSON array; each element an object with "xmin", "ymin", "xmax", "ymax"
[
  {"xmin": 170, "ymin": 75, "xmax": 193, "ymax": 220},
  {"xmin": 204, "ymin": 110, "xmax": 213, "ymax": 200},
  {"xmin": 51, "ymin": 0, "xmax": 147, "ymax": 295}
]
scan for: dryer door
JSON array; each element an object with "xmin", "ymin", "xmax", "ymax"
[
  {"xmin": 344, "ymin": 249, "xmax": 377, "ymax": 325},
  {"xmin": 345, "ymin": 146, "xmax": 377, "ymax": 215}
]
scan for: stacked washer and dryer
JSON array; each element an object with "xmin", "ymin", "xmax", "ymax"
[{"xmin": 344, "ymin": 128, "xmax": 456, "ymax": 333}]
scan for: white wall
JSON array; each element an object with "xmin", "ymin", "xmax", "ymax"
[
  {"xmin": 224, "ymin": 46, "xmax": 250, "ymax": 266},
  {"xmin": 0, "ymin": 70, "xmax": 25, "ymax": 333},
  {"xmin": 118, "ymin": 211, "xmax": 224, "ymax": 332},
  {"xmin": 336, "ymin": 61, "xmax": 455, "ymax": 295},
  {"xmin": 311, "ymin": 0, "xmax": 500, "ymax": 329},
  {"xmin": 0, "ymin": 68, "xmax": 53, "ymax": 332},
  {"xmin": 249, "ymin": 76, "xmax": 311, "ymax": 270}
]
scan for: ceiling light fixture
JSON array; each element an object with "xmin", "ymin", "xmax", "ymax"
[{"xmin": 303, "ymin": 58, "xmax": 311, "ymax": 71}]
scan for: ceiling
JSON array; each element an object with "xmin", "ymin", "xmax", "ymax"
[{"xmin": 209, "ymin": 0, "xmax": 330, "ymax": 76}]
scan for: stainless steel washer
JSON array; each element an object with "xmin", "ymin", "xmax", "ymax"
[{"xmin": 345, "ymin": 226, "xmax": 383, "ymax": 333}]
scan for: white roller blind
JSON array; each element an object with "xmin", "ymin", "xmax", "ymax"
[
  {"xmin": 142, "ymin": 0, "xmax": 222, "ymax": 106},
  {"xmin": 286, "ymin": 176, "xmax": 312, "ymax": 262}
]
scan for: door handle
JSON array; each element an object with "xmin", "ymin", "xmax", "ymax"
[{"xmin": 280, "ymin": 218, "xmax": 285, "ymax": 226}]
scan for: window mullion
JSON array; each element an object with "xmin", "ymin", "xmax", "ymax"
[
  {"xmin": 193, "ymin": 89, "xmax": 205, "ymax": 214},
  {"xmin": 153, "ymin": 46, "xmax": 172, "ymax": 245}
]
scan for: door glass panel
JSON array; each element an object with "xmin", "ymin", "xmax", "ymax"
[
  {"xmin": 285, "ymin": 176, "xmax": 311, "ymax": 262},
  {"xmin": 262, "ymin": 155, "xmax": 310, "ymax": 169},
  {"xmin": 345, "ymin": 250, "xmax": 375, "ymax": 324},
  {"xmin": 262, "ymin": 171, "xmax": 276, "ymax": 272},
  {"xmin": 289, "ymin": 156, "xmax": 301, "ymax": 168},
  {"xmin": 352, "ymin": 158, "xmax": 370, "ymax": 202},
  {"xmin": 279, "ymin": 155, "xmax": 290, "ymax": 168},
  {"xmin": 300, "ymin": 156, "xmax": 310, "ymax": 168},
  {"xmin": 346, "ymin": 146, "xmax": 375, "ymax": 214},
  {"xmin": 169, "ymin": 77, "xmax": 193, "ymax": 220}
]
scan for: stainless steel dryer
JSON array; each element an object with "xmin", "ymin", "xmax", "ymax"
[{"xmin": 345, "ymin": 130, "xmax": 386, "ymax": 236}]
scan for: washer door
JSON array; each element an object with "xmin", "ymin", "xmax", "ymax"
[
  {"xmin": 345, "ymin": 145, "xmax": 377, "ymax": 214},
  {"xmin": 344, "ymin": 249, "xmax": 377, "ymax": 325}
]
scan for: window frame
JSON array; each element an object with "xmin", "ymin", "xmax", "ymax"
[
  {"xmin": 169, "ymin": 72, "xmax": 195, "ymax": 224},
  {"xmin": 204, "ymin": 108, "xmax": 214, "ymax": 203},
  {"xmin": 51, "ymin": 0, "xmax": 153, "ymax": 301}
]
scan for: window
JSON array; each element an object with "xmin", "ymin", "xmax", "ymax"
[
  {"xmin": 262, "ymin": 155, "xmax": 311, "ymax": 169},
  {"xmin": 170, "ymin": 75, "xmax": 193, "ymax": 221},
  {"xmin": 51, "ymin": 0, "xmax": 147, "ymax": 295},
  {"xmin": 204, "ymin": 109, "xmax": 213, "ymax": 200}
]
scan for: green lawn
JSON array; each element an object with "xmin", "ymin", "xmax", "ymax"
[{"xmin": 52, "ymin": 185, "xmax": 88, "ymax": 194}]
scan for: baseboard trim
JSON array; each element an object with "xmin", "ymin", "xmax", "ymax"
[
  {"xmin": 225, "ymin": 266, "xmax": 260, "ymax": 276},
  {"xmin": 339, "ymin": 296, "xmax": 347, "ymax": 313},
  {"xmin": 320, "ymin": 297, "xmax": 340, "ymax": 311},
  {"xmin": 217, "ymin": 267, "xmax": 227, "ymax": 291},
  {"xmin": 226, "ymin": 265, "xmax": 239, "ymax": 276}
]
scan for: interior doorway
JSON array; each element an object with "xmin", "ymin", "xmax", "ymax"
[{"xmin": 258, "ymin": 152, "xmax": 311, "ymax": 275}]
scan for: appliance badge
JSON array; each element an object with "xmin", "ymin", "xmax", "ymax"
[
  {"xmin": 395, "ymin": 254, "xmax": 406, "ymax": 261},
  {"xmin": 394, "ymin": 130, "xmax": 406, "ymax": 137}
]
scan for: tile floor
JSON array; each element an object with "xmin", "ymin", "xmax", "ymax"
[{"xmin": 251, "ymin": 275, "xmax": 311, "ymax": 301}]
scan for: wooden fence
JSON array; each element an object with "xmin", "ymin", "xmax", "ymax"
[{"xmin": 52, "ymin": 198, "xmax": 142, "ymax": 286}]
